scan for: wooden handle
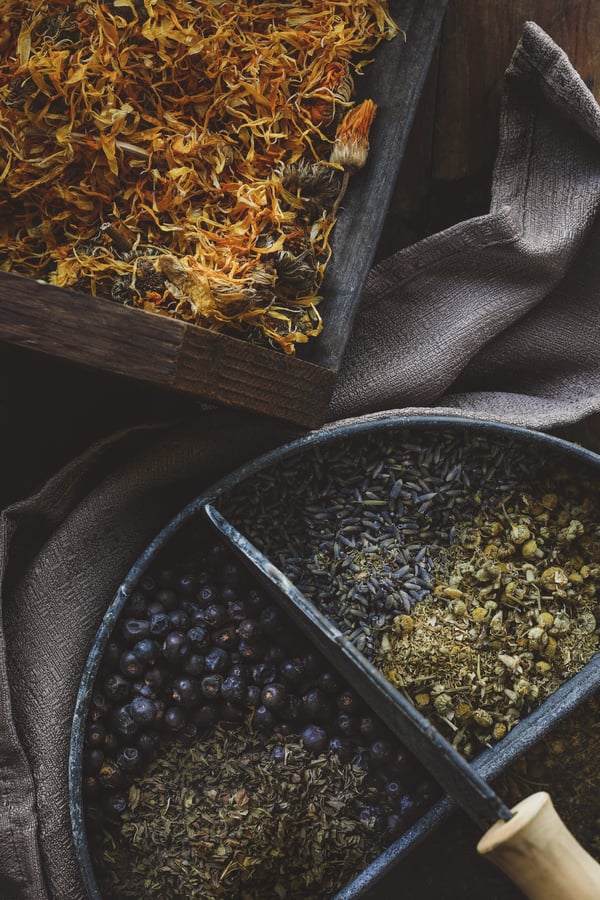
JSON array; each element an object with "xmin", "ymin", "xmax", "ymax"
[{"xmin": 477, "ymin": 792, "xmax": 600, "ymax": 900}]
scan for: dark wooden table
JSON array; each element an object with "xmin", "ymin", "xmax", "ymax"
[
  {"xmin": 1, "ymin": 4, "xmax": 599, "ymax": 897},
  {"xmin": 2, "ymin": 0, "xmax": 599, "ymax": 509}
]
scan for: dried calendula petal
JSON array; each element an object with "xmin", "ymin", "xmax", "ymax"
[
  {"xmin": 329, "ymin": 99, "xmax": 377, "ymax": 216},
  {"xmin": 330, "ymin": 99, "xmax": 377, "ymax": 171},
  {"xmin": 0, "ymin": 1, "xmax": 397, "ymax": 353}
]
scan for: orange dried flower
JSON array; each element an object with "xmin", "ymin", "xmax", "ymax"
[
  {"xmin": 330, "ymin": 99, "xmax": 377, "ymax": 171},
  {"xmin": 322, "ymin": 61, "xmax": 354, "ymax": 103},
  {"xmin": 304, "ymin": 61, "xmax": 354, "ymax": 126},
  {"xmin": 0, "ymin": 2, "xmax": 392, "ymax": 353}
]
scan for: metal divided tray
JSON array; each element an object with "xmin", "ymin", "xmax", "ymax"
[{"xmin": 69, "ymin": 415, "xmax": 600, "ymax": 897}]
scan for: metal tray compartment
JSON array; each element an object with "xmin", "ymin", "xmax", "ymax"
[{"xmin": 69, "ymin": 415, "xmax": 600, "ymax": 897}]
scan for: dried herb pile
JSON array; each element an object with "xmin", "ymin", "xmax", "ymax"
[
  {"xmin": 85, "ymin": 525, "xmax": 436, "ymax": 897},
  {"xmin": 372, "ymin": 690, "xmax": 600, "ymax": 900},
  {"xmin": 220, "ymin": 429, "xmax": 600, "ymax": 757},
  {"xmin": 497, "ymin": 689, "xmax": 600, "ymax": 861},
  {"xmin": 95, "ymin": 727, "xmax": 393, "ymax": 899},
  {"xmin": 0, "ymin": 1, "xmax": 397, "ymax": 351}
]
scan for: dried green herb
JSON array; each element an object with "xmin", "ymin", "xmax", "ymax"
[
  {"xmin": 92, "ymin": 725, "xmax": 392, "ymax": 899},
  {"xmin": 374, "ymin": 485, "xmax": 600, "ymax": 756},
  {"xmin": 497, "ymin": 690, "xmax": 600, "ymax": 860}
]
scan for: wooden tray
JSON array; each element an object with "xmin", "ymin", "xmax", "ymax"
[{"xmin": 0, "ymin": 0, "xmax": 447, "ymax": 429}]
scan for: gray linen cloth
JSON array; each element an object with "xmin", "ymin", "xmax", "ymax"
[
  {"xmin": 1, "ymin": 21, "xmax": 599, "ymax": 900},
  {"xmin": 330, "ymin": 20, "xmax": 600, "ymax": 429}
]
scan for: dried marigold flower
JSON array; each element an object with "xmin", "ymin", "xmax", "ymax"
[
  {"xmin": 0, "ymin": 1, "xmax": 392, "ymax": 352},
  {"xmin": 329, "ymin": 99, "xmax": 377, "ymax": 217},
  {"xmin": 330, "ymin": 99, "xmax": 377, "ymax": 171},
  {"xmin": 304, "ymin": 61, "xmax": 354, "ymax": 126}
]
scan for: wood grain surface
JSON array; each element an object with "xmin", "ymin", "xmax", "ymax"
[
  {"xmin": 379, "ymin": 0, "xmax": 600, "ymax": 257},
  {"xmin": 0, "ymin": 1, "xmax": 447, "ymax": 428},
  {"xmin": 0, "ymin": 271, "xmax": 335, "ymax": 428}
]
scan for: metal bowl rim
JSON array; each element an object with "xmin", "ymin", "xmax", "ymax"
[{"xmin": 68, "ymin": 413, "xmax": 600, "ymax": 899}]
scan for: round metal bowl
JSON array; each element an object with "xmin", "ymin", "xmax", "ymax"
[{"xmin": 69, "ymin": 414, "xmax": 600, "ymax": 898}]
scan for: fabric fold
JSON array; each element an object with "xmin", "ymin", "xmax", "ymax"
[
  {"xmin": 330, "ymin": 22, "xmax": 600, "ymax": 426},
  {"xmin": 2, "ymin": 20, "xmax": 600, "ymax": 900}
]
